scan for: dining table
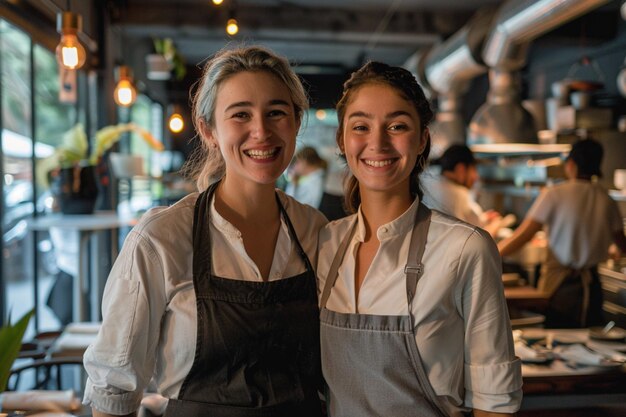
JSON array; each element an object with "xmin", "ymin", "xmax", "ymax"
[{"xmin": 516, "ymin": 327, "xmax": 626, "ymax": 411}]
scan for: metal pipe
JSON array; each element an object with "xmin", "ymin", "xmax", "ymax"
[{"xmin": 483, "ymin": 0, "xmax": 611, "ymax": 71}]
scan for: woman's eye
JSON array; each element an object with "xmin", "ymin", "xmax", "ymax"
[
  {"xmin": 232, "ymin": 112, "xmax": 250, "ymax": 119},
  {"xmin": 389, "ymin": 123, "xmax": 408, "ymax": 131},
  {"xmin": 268, "ymin": 109, "xmax": 288, "ymax": 117},
  {"xmin": 352, "ymin": 125, "xmax": 368, "ymax": 132}
]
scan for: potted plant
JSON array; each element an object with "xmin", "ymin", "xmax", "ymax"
[
  {"xmin": 146, "ymin": 38, "xmax": 186, "ymax": 81},
  {"xmin": 0, "ymin": 309, "xmax": 34, "ymax": 393},
  {"xmin": 37, "ymin": 123, "xmax": 164, "ymax": 214}
]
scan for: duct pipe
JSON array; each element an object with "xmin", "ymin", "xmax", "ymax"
[
  {"xmin": 483, "ymin": 0, "xmax": 611, "ymax": 71},
  {"xmin": 420, "ymin": 8, "xmax": 496, "ymax": 156},
  {"xmin": 424, "ymin": 8, "xmax": 495, "ymax": 95}
]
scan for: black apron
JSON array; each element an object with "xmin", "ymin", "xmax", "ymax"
[{"xmin": 164, "ymin": 183, "xmax": 323, "ymax": 417}]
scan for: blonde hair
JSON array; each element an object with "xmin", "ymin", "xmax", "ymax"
[{"xmin": 184, "ymin": 45, "xmax": 309, "ymax": 191}]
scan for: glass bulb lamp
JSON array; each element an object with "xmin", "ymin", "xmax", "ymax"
[
  {"xmin": 56, "ymin": 12, "xmax": 87, "ymax": 70},
  {"xmin": 114, "ymin": 66, "xmax": 137, "ymax": 107}
]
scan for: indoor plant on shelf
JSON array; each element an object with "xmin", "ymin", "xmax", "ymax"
[{"xmin": 38, "ymin": 123, "xmax": 164, "ymax": 214}]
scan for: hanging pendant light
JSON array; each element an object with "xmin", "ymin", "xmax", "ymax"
[
  {"xmin": 114, "ymin": 66, "xmax": 137, "ymax": 107},
  {"xmin": 56, "ymin": 11, "xmax": 87, "ymax": 70},
  {"xmin": 226, "ymin": 18, "xmax": 239, "ymax": 36},
  {"xmin": 168, "ymin": 112, "xmax": 185, "ymax": 134}
]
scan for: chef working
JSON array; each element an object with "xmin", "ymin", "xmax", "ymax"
[{"xmin": 498, "ymin": 138, "xmax": 626, "ymax": 328}]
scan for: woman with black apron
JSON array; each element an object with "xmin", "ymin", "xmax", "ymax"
[
  {"xmin": 317, "ymin": 62, "xmax": 522, "ymax": 416},
  {"xmin": 84, "ymin": 46, "xmax": 326, "ymax": 417}
]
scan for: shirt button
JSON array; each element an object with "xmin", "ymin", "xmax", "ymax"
[{"xmin": 380, "ymin": 227, "xmax": 388, "ymax": 234}]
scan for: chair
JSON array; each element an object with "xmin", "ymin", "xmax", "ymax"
[
  {"xmin": 8, "ymin": 356, "xmax": 84, "ymax": 391},
  {"xmin": 8, "ymin": 324, "xmax": 99, "ymax": 392}
]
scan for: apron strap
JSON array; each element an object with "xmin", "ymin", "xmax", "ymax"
[
  {"xmin": 193, "ymin": 184, "xmax": 312, "ymax": 295},
  {"xmin": 319, "ymin": 219, "xmax": 357, "ymax": 309},
  {"xmin": 276, "ymin": 193, "xmax": 314, "ymax": 274},
  {"xmin": 192, "ymin": 182, "xmax": 220, "ymax": 295},
  {"xmin": 320, "ymin": 203, "xmax": 432, "ymax": 310},
  {"xmin": 405, "ymin": 204, "xmax": 432, "ymax": 306}
]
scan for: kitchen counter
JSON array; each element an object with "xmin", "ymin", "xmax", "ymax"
[
  {"xmin": 599, "ymin": 258, "xmax": 626, "ymax": 281},
  {"xmin": 598, "ymin": 258, "xmax": 626, "ymax": 328}
]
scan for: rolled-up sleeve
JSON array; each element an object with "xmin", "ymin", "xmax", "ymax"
[
  {"xmin": 83, "ymin": 230, "xmax": 166, "ymax": 415},
  {"xmin": 458, "ymin": 229, "xmax": 523, "ymax": 413}
]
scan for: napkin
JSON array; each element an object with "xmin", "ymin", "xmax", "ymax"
[
  {"xmin": 514, "ymin": 341, "xmax": 541, "ymax": 361},
  {"xmin": 554, "ymin": 344, "xmax": 604, "ymax": 365},
  {"xmin": 0, "ymin": 390, "xmax": 80, "ymax": 411}
]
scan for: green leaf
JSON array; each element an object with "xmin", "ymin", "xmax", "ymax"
[{"xmin": 0, "ymin": 308, "xmax": 35, "ymax": 392}]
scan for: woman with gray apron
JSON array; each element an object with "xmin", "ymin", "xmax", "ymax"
[
  {"xmin": 317, "ymin": 62, "xmax": 522, "ymax": 417},
  {"xmin": 84, "ymin": 46, "xmax": 326, "ymax": 417}
]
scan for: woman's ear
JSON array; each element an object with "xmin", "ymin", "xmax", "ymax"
[
  {"xmin": 198, "ymin": 118, "xmax": 218, "ymax": 149},
  {"xmin": 418, "ymin": 128, "xmax": 430, "ymax": 154}
]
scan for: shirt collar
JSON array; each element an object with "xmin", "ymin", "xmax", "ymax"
[
  {"xmin": 209, "ymin": 194, "xmax": 242, "ymax": 239},
  {"xmin": 355, "ymin": 197, "xmax": 420, "ymax": 242}
]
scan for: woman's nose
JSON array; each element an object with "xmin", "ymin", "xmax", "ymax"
[
  {"xmin": 251, "ymin": 117, "xmax": 271, "ymax": 140},
  {"xmin": 369, "ymin": 128, "xmax": 390, "ymax": 151}
]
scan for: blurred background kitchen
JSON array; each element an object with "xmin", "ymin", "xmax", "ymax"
[{"xmin": 1, "ymin": 0, "xmax": 626, "ymax": 414}]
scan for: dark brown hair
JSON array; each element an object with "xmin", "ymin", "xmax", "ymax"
[
  {"xmin": 335, "ymin": 61, "xmax": 434, "ymax": 213},
  {"xmin": 294, "ymin": 146, "xmax": 328, "ymax": 171}
]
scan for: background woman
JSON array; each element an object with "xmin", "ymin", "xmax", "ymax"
[
  {"xmin": 285, "ymin": 145, "xmax": 328, "ymax": 209},
  {"xmin": 83, "ymin": 46, "xmax": 327, "ymax": 417},
  {"xmin": 317, "ymin": 62, "xmax": 522, "ymax": 417}
]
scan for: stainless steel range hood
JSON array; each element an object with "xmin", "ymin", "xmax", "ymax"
[{"xmin": 468, "ymin": 0, "xmax": 611, "ymax": 146}]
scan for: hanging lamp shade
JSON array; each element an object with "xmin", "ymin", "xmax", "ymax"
[{"xmin": 56, "ymin": 12, "xmax": 87, "ymax": 70}]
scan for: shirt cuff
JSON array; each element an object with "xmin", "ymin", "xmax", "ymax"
[
  {"xmin": 83, "ymin": 378, "xmax": 143, "ymax": 415},
  {"xmin": 464, "ymin": 357, "xmax": 523, "ymax": 411},
  {"xmin": 465, "ymin": 390, "xmax": 524, "ymax": 414}
]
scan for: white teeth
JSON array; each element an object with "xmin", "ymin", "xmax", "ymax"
[
  {"xmin": 246, "ymin": 148, "xmax": 278, "ymax": 159},
  {"xmin": 364, "ymin": 159, "xmax": 393, "ymax": 167}
]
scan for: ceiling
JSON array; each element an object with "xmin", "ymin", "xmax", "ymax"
[{"xmin": 109, "ymin": 0, "xmax": 506, "ymax": 72}]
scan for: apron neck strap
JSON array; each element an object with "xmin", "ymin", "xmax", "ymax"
[
  {"xmin": 193, "ymin": 183, "xmax": 313, "ymax": 291},
  {"xmin": 192, "ymin": 181, "xmax": 219, "ymax": 284},
  {"xmin": 405, "ymin": 203, "xmax": 431, "ymax": 306},
  {"xmin": 276, "ymin": 193, "xmax": 314, "ymax": 272},
  {"xmin": 319, "ymin": 202, "xmax": 432, "ymax": 309}
]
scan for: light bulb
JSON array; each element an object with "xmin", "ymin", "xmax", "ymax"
[
  {"xmin": 226, "ymin": 18, "xmax": 239, "ymax": 36},
  {"xmin": 212, "ymin": 0, "xmax": 224, "ymax": 4},
  {"xmin": 56, "ymin": 12, "xmax": 87, "ymax": 70},
  {"xmin": 114, "ymin": 79, "xmax": 137, "ymax": 107},
  {"xmin": 169, "ymin": 113, "xmax": 184, "ymax": 133}
]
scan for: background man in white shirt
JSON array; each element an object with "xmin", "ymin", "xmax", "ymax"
[{"xmin": 421, "ymin": 144, "xmax": 502, "ymax": 237}]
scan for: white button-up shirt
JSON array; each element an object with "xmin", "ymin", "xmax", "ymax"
[
  {"xmin": 421, "ymin": 171, "xmax": 484, "ymax": 227},
  {"xmin": 83, "ymin": 191, "xmax": 327, "ymax": 415},
  {"xmin": 317, "ymin": 199, "xmax": 522, "ymax": 414}
]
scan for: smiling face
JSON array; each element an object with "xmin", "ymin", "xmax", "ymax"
[
  {"xmin": 340, "ymin": 83, "xmax": 427, "ymax": 199},
  {"xmin": 207, "ymin": 70, "xmax": 299, "ymax": 188}
]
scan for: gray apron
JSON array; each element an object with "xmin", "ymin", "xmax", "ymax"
[{"xmin": 320, "ymin": 203, "xmax": 450, "ymax": 417}]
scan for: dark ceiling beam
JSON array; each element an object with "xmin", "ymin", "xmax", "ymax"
[{"xmin": 109, "ymin": 2, "xmax": 472, "ymax": 38}]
